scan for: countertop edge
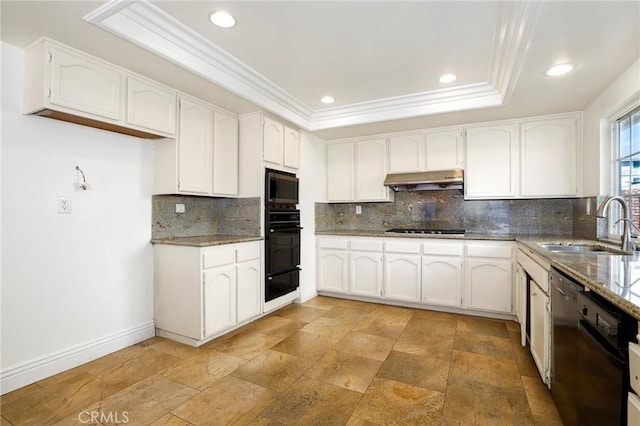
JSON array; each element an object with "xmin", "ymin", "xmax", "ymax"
[{"xmin": 151, "ymin": 235, "xmax": 263, "ymax": 247}]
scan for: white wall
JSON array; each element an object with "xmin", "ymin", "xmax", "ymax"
[
  {"xmin": 0, "ymin": 42, "xmax": 155, "ymax": 393},
  {"xmin": 297, "ymin": 131, "xmax": 326, "ymax": 302},
  {"xmin": 582, "ymin": 59, "xmax": 640, "ymax": 196}
]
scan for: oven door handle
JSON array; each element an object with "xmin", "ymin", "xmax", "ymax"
[
  {"xmin": 578, "ymin": 319, "xmax": 626, "ymax": 366},
  {"xmin": 269, "ymin": 226, "xmax": 303, "ymax": 232}
]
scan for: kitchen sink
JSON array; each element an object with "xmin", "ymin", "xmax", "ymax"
[{"xmin": 538, "ymin": 242, "xmax": 629, "ymax": 255}]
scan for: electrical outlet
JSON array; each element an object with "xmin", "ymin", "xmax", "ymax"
[
  {"xmin": 356, "ymin": 205, "xmax": 362, "ymax": 215},
  {"xmin": 175, "ymin": 203, "xmax": 186, "ymax": 213},
  {"xmin": 58, "ymin": 196, "xmax": 71, "ymax": 214}
]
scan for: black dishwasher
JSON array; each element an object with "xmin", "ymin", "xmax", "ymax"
[{"xmin": 550, "ymin": 267, "xmax": 637, "ymax": 426}]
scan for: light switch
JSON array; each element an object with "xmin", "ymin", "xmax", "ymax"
[{"xmin": 356, "ymin": 205, "xmax": 362, "ymax": 215}]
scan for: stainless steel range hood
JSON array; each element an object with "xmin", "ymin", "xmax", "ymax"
[{"xmin": 383, "ymin": 169, "xmax": 463, "ymax": 192}]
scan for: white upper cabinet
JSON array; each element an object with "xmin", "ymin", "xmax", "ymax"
[
  {"xmin": 326, "ymin": 142, "xmax": 356, "ymax": 201},
  {"xmin": 263, "ymin": 116, "xmax": 284, "ymax": 165},
  {"xmin": 48, "ymin": 44, "xmax": 122, "ymax": 121},
  {"xmin": 356, "ymin": 138, "xmax": 389, "ymax": 201},
  {"xmin": 388, "ymin": 133, "xmax": 425, "ymax": 172},
  {"xmin": 212, "ymin": 110, "xmax": 239, "ymax": 196},
  {"xmin": 126, "ymin": 76, "xmax": 177, "ymax": 138},
  {"xmin": 153, "ymin": 94, "xmax": 239, "ymax": 197},
  {"xmin": 425, "ymin": 128, "xmax": 464, "ymax": 171},
  {"xmin": 283, "ymin": 125, "xmax": 300, "ymax": 169},
  {"xmin": 387, "ymin": 128, "xmax": 462, "ymax": 173},
  {"xmin": 263, "ymin": 116, "xmax": 299, "ymax": 172},
  {"xmin": 464, "ymin": 123, "xmax": 519, "ymax": 199},
  {"xmin": 326, "ymin": 138, "xmax": 392, "ymax": 202},
  {"xmin": 177, "ymin": 96, "xmax": 214, "ymax": 195},
  {"xmin": 520, "ymin": 116, "xmax": 579, "ymax": 197},
  {"xmin": 23, "ymin": 37, "xmax": 176, "ymax": 139}
]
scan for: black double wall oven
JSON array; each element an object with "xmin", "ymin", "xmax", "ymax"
[{"xmin": 265, "ymin": 169, "xmax": 301, "ymax": 302}]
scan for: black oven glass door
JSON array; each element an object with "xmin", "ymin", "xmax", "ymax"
[
  {"xmin": 266, "ymin": 269, "xmax": 299, "ymax": 302},
  {"xmin": 267, "ymin": 170, "xmax": 299, "ymax": 205},
  {"xmin": 266, "ymin": 227, "xmax": 301, "ymax": 274}
]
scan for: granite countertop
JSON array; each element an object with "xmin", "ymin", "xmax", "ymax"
[
  {"xmin": 151, "ymin": 234, "xmax": 262, "ymax": 247},
  {"xmin": 516, "ymin": 237, "xmax": 640, "ymax": 321},
  {"xmin": 315, "ymin": 230, "xmax": 517, "ymax": 241}
]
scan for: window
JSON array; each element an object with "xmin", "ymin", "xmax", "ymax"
[{"xmin": 612, "ymin": 106, "xmax": 640, "ymax": 235}]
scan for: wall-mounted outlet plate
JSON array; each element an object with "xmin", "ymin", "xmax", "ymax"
[
  {"xmin": 175, "ymin": 203, "xmax": 186, "ymax": 213},
  {"xmin": 356, "ymin": 205, "xmax": 362, "ymax": 215},
  {"xmin": 58, "ymin": 196, "xmax": 71, "ymax": 214}
]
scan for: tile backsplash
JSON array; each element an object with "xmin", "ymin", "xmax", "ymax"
[
  {"xmin": 316, "ymin": 190, "xmax": 599, "ymax": 237},
  {"xmin": 152, "ymin": 195, "xmax": 261, "ymax": 239}
]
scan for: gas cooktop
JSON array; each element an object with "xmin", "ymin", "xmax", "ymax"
[{"xmin": 385, "ymin": 229, "xmax": 465, "ymax": 235}]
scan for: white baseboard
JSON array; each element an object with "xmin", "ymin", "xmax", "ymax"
[
  {"xmin": 297, "ymin": 286, "xmax": 318, "ymax": 303},
  {"xmin": 0, "ymin": 321, "xmax": 155, "ymax": 395}
]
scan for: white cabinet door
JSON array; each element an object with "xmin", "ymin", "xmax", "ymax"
[
  {"xmin": 425, "ymin": 128, "xmax": 463, "ymax": 171},
  {"xmin": 283, "ymin": 126, "xmax": 300, "ymax": 169},
  {"xmin": 384, "ymin": 253, "xmax": 421, "ymax": 302},
  {"xmin": 212, "ymin": 110, "xmax": 239, "ymax": 196},
  {"xmin": 49, "ymin": 45, "xmax": 122, "ymax": 121},
  {"xmin": 356, "ymin": 138, "xmax": 390, "ymax": 201},
  {"xmin": 326, "ymin": 143, "xmax": 355, "ymax": 201},
  {"xmin": 317, "ymin": 249, "xmax": 348, "ymax": 293},
  {"xmin": 177, "ymin": 96, "xmax": 213, "ymax": 194},
  {"xmin": 520, "ymin": 117, "xmax": 578, "ymax": 197},
  {"xmin": 203, "ymin": 264, "xmax": 237, "ymax": 337},
  {"xmin": 350, "ymin": 251, "xmax": 383, "ymax": 298},
  {"xmin": 263, "ymin": 116, "xmax": 284, "ymax": 165},
  {"xmin": 126, "ymin": 76, "xmax": 176, "ymax": 137},
  {"xmin": 422, "ymin": 256, "xmax": 462, "ymax": 307},
  {"xmin": 515, "ymin": 263, "xmax": 527, "ymax": 346},
  {"xmin": 388, "ymin": 133, "xmax": 425, "ymax": 172},
  {"xmin": 465, "ymin": 259, "xmax": 513, "ymax": 313},
  {"xmin": 529, "ymin": 279, "xmax": 550, "ymax": 384},
  {"xmin": 237, "ymin": 258, "xmax": 261, "ymax": 323},
  {"xmin": 465, "ymin": 124, "xmax": 518, "ymax": 199}
]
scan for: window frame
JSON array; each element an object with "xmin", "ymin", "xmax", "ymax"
[{"xmin": 610, "ymin": 103, "xmax": 640, "ymax": 238}]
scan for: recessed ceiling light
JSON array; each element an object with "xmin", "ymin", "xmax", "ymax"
[
  {"xmin": 210, "ymin": 11, "xmax": 236, "ymax": 29},
  {"xmin": 438, "ymin": 73, "xmax": 457, "ymax": 84},
  {"xmin": 546, "ymin": 63, "xmax": 575, "ymax": 77},
  {"xmin": 321, "ymin": 96, "xmax": 335, "ymax": 104}
]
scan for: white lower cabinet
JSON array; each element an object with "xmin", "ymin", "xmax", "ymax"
[
  {"xmin": 464, "ymin": 241, "xmax": 514, "ymax": 314},
  {"xmin": 203, "ymin": 264, "xmax": 236, "ymax": 337},
  {"xmin": 421, "ymin": 240, "xmax": 464, "ymax": 307},
  {"xmin": 316, "ymin": 237, "xmax": 349, "ymax": 294},
  {"xmin": 315, "ymin": 237, "xmax": 515, "ymax": 317},
  {"xmin": 529, "ymin": 279, "xmax": 549, "ymax": 382},
  {"xmin": 154, "ymin": 240, "xmax": 261, "ymax": 346},
  {"xmin": 349, "ymin": 238, "xmax": 384, "ymax": 297},
  {"xmin": 384, "ymin": 254, "xmax": 421, "ymax": 302},
  {"xmin": 384, "ymin": 240, "xmax": 421, "ymax": 303}
]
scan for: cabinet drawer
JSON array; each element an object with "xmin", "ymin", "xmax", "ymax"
[
  {"xmin": 517, "ymin": 249, "xmax": 549, "ymax": 292},
  {"xmin": 385, "ymin": 240, "xmax": 420, "ymax": 254},
  {"xmin": 317, "ymin": 238, "xmax": 348, "ymax": 250},
  {"xmin": 630, "ymin": 342, "xmax": 640, "ymax": 394},
  {"xmin": 422, "ymin": 241, "xmax": 463, "ymax": 256},
  {"xmin": 202, "ymin": 247, "xmax": 236, "ymax": 269},
  {"xmin": 466, "ymin": 242, "xmax": 513, "ymax": 259},
  {"xmin": 237, "ymin": 242, "xmax": 260, "ymax": 262},
  {"xmin": 350, "ymin": 239, "xmax": 383, "ymax": 252}
]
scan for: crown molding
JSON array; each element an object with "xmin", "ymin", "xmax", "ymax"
[
  {"xmin": 85, "ymin": 0, "xmax": 541, "ymax": 131},
  {"xmin": 309, "ymin": 83, "xmax": 503, "ymax": 131},
  {"xmin": 489, "ymin": 1, "xmax": 543, "ymax": 105}
]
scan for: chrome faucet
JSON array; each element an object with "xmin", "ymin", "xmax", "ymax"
[{"xmin": 596, "ymin": 196, "xmax": 631, "ymax": 252}]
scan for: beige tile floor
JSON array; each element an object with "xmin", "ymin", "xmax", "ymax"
[{"xmin": 0, "ymin": 296, "xmax": 563, "ymax": 425}]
